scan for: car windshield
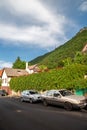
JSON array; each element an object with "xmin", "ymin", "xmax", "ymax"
[
  {"xmin": 59, "ymin": 90, "xmax": 73, "ymax": 96},
  {"xmin": 29, "ymin": 91, "xmax": 38, "ymax": 95}
]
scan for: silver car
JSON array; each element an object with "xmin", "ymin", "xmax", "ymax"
[
  {"xmin": 42, "ymin": 89, "xmax": 87, "ymax": 110},
  {"xmin": 21, "ymin": 90, "xmax": 42, "ymax": 103}
]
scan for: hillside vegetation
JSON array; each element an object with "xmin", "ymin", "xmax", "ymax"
[
  {"xmin": 10, "ymin": 28, "xmax": 87, "ymax": 92},
  {"xmin": 30, "ymin": 29, "xmax": 87, "ymax": 69},
  {"xmin": 10, "ymin": 64, "xmax": 87, "ymax": 92}
]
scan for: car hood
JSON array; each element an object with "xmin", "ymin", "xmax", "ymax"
[{"xmin": 31, "ymin": 94, "xmax": 41, "ymax": 98}]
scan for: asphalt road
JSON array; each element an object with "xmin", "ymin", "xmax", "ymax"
[{"xmin": 0, "ymin": 96, "xmax": 87, "ymax": 130}]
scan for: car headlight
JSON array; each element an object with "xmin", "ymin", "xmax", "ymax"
[{"xmin": 79, "ymin": 100, "xmax": 86, "ymax": 104}]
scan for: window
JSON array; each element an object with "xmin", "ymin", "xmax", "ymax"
[
  {"xmin": 59, "ymin": 90, "xmax": 73, "ymax": 96},
  {"xmin": 47, "ymin": 91, "xmax": 53, "ymax": 96},
  {"xmin": 54, "ymin": 93, "xmax": 60, "ymax": 97}
]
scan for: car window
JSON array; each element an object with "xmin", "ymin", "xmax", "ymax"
[
  {"xmin": 29, "ymin": 91, "xmax": 38, "ymax": 95},
  {"xmin": 59, "ymin": 90, "xmax": 73, "ymax": 96},
  {"xmin": 46, "ymin": 91, "xmax": 53, "ymax": 96},
  {"xmin": 53, "ymin": 92, "xmax": 60, "ymax": 97}
]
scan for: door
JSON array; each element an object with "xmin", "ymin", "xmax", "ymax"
[{"xmin": 52, "ymin": 92, "xmax": 63, "ymax": 106}]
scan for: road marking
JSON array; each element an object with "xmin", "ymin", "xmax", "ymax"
[{"xmin": 16, "ymin": 109, "xmax": 22, "ymax": 113}]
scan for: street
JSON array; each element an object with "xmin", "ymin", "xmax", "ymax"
[{"xmin": 0, "ymin": 96, "xmax": 87, "ymax": 130}]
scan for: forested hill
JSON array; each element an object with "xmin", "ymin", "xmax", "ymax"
[{"xmin": 29, "ymin": 27, "xmax": 87, "ymax": 69}]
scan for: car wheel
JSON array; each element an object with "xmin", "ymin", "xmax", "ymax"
[
  {"xmin": 64, "ymin": 102, "xmax": 73, "ymax": 111},
  {"xmin": 21, "ymin": 97, "xmax": 24, "ymax": 102},
  {"xmin": 43, "ymin": 100, "xmax": 48, "ymax": 106},
  {"xmin": 30, "ymin": 98, "xmax": 33, "ymax": 104}
]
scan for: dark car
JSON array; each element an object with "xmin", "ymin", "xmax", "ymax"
[{"xmin": 0, "ymin": 90, "xmax": 8, "ymax": 96}]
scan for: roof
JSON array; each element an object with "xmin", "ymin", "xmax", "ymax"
[
  {"xmin": 28, "ymin": 64, "xmax": 38, "ymax": 70},
  {"xmin": 28, "ymin": 64, "xmax": 40, "ymax": 72},
  {"xmin": 3, "ymin": 68, "xmax": 29, "ymax": 77},
  {"xmin": 0, "ymin": 70, "xmax": 3, "ymax": 77}
]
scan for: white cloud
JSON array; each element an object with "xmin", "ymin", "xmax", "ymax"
[
  {"xmin": 0, "ymin": 23, "xmax": 68, "ymax": 48},
  {"xmin": 0, "ymin": 0, "xmax": 75, "ymax": 48},
  {"xmin": 7, "ymin": 0, "xmax": 65, "ymax": 25},
  {"xmin": 0, "ymin": 60, "xmax": 12, "ymax": 69},
  {"xmin": 79, "ymin": 1, "xmax": 87, "ymax": 11}
]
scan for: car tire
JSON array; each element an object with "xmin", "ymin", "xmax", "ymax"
[
  {"xmin": 43, "ymin": 100, "xmax": 48, "ymax": 106},
  {"xmin": 30, "ymin": 98, "xmax": 33, "ymax": 104},
  {"xmin": 64, "ymin": 102, "xmax": 73, "ymax": 111},
  {"xmin": 21, "ymin": 97, "xmax": 24, "ymax": 102}
]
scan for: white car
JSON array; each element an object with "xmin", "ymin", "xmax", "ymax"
[
  {"xmin": 42, "ymin": 89, "xmax": 87, "ymax": 110},
  {"xmin": 21, "ymin": 90, "xmax": 42, "ymax": 103}
]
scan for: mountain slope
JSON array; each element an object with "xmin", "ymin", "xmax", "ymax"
[{"xmin": 29, "ymin": 28, "xmax": 87, "ymax": 68}]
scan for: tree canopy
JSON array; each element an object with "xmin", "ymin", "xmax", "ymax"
[
  {"xmin": 12, "ymin": 57, "xmax": 26, "ymax": 69},
  {"xmin": 10, "ymin": 64, "xmax": 87, "ymax": 92}
]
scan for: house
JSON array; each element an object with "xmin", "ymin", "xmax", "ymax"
[
  {"xmin": 0, "ymin": 63, "xmax": 40, "ymax": 94},
  {"xmin": 0, "ymin": 70, "xmax": 3, "ymax": 79},
  {"xmin": 1, "ymin": 63, "xmax": 40, "ymax": 87},
  {"xmin": 1, "ymin": 67, "xmax": 29, "ymax": 86},
  {"xmin": 0, "ymin": 70, "xmax": 3, "ymax": 89},
  {"xmin": 1, "ymin": 68, "xmax": 29, "ymax": 94},
  {"xmin": 26, "ymin": 62, "xmax": 41, "ymax": 74}
]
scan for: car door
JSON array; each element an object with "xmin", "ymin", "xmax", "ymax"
[
  {"xmin": 45, "ymin": 91, "xmax": 54, "ymax": 104},
  {"xmin": 22, "ymin": 91, "xmax": 29, "ymax": 101},
  {"xmin": 52, "ymin": 92, "xmax": 63, "ymax": 106},
  {"xmin": 25, "ymin": 92, "xmax": 30, "ymax": 101}
]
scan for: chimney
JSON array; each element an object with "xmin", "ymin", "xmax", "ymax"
[{"xmin": 26, "ymin": 62, "xmax": 28, "ymax": 70}]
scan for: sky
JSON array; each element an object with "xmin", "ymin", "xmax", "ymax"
[{"xmin": 0, "ymin": 0, "xmax": 87, "ymax": 68}]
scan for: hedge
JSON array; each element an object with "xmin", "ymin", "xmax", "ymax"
[{"xmin": 10, "ymin": 64, "xmax": 87, "ymax": 92}]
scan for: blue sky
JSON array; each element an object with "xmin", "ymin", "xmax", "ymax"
[{"xmin": 0, "ymin": 0, "xmax": 87, "ymax": 68}]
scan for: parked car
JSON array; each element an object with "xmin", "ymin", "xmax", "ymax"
[
  {"xmin": 21, "ymin": 90, "xmax": 42, "ymax": 103},
  {"xmin": 0, "ymin": 89, "xmax": 8, "ymax": 96},
  {"xmin": 42, "ymin": 89, "xmax": 87, "ymax": 110}
]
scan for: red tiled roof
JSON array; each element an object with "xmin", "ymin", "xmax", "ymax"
[
  {"xmin": 28, "ymin": 64, "xmax": 37, "ymax": 70},
  {"xmin": 0, "ymin": 70, "xmax": 3, "ymax": 77},
  {"xmin": 28, "ymin": 64, "xmax": 40, "ymax": 72}
]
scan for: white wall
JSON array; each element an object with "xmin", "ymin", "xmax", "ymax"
[
  {"xmin": 1, "ymin": 70, "xmax": 10, "ymax": 86},
  {"xmin": 26, "ymin": 62, "xmax": 34, "ymax": 74}
]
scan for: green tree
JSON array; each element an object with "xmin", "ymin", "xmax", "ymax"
[
  {"xmin": 10, "ymin": 64, "xmax": 87, "ymax": 92},
  {"xmin": 39, "ymin": 65, "xmax": 48, "ymax": 72},
  {"xmin": 12, "ymin": 57, "xmax": 26, "ymax": 69},
  {"xmin": 62, "ymin": 57, "xmax": 73, "ymax": 67},
  {"xmin": 74, "ymin": 52, "xmax": 87, "ymax": 65},
  {"xmin": 74, "ymin": 52, "xmax": 83, "ymax": 64},
  {"xmin": 81, "ymin": 53, "xmax": 87, "ymax": 65}
]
